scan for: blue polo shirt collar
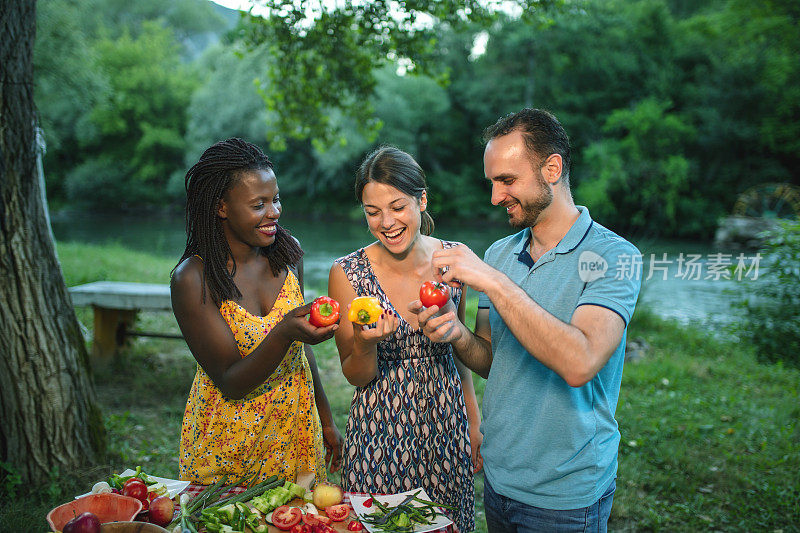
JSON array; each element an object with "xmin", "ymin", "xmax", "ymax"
[{"xmin": 515, "ymin": 206, "xmax": 593, "ymax": 268}]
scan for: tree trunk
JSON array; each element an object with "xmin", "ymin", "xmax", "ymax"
[{"xmin": 0, "ymin": 0, "xmax": 105, "ymax": 484}]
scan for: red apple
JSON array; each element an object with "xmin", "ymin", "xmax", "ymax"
[
  {"xmin": 63, "ymin": 512, "xmax": 101, "ymax": 533},
  {"xmin": 148, "ymin": 495, "xmax": 175, "ymax": 526}
]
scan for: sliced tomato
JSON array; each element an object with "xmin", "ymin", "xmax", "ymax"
[
  {"xmin": 272, "ymin": 505, "xmax": 303, "ymax": 530},
  {"xmin": 290, "ymin": 524, "xmax": 309, "ymax": 533},
  {"xmin": 314, "ymin": 514, "xmax": 333, "ymax": 525},
  {"xmin": 347, "ymin": 520, "xmax": 364, "ymax": 531},
  {"xmin": 311, "ymin": 525, "xmax": 336, "ymax": 533},
  {"xmin": 325, "ymin": 504, "xmax": 350, "ymax": 522},
  {"xmin": 363, "ymin": 497, "xmax": 373, "ymax": 508},
  {"xmin": 301, "ymin": 513, "xmax": 321, "ymax": 526}
]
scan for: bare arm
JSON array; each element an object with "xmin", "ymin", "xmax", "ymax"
[
  {"xmin": 328, "ymin": 262, "xmax": 399, "ymax": 387},
  {"xmin": 171, "ymin": 257, "xmax": 337, "ymax": 400},
  {"xmin": 409, "ymin": 296, "xmax": 493, "ymax": 378},
  {"xmin": 432, "ymin": 244, "xmax": 626, "ymax": 387},
  {"xmin": 452, "ymin": 296, "xmax": 483, "ymax": 472},
  {"xmin": 296, "ymin": 256, "xmax": 343, "ymax": 471}
]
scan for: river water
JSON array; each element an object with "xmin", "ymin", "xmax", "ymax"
[{"xmin": 52, "ymin": 212, "xmax": 755, "ymax": 328}]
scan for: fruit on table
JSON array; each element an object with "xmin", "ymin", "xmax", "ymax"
[
  {"xmin": 63, "ymin": 512, "xmax": 101, "ymax": 533},
  {"xmin": 122, "ymin": 478, "xmax": 148, "ymax": 501},
  {"xmin": 325, "ymin": 503, "xmax": 349, "ymax": 521},
  {"xmin": 272, "ymin": 505, "xmax": 303, "ymax": 530},
  {"xmin": 347, "ymin": 296, "xmax": 383, "ymax": 325},
  {"xmin": 347, "ymin": 520, "xmax": 364, "ymax": 531},
  {"xmin": 148, "ymin": 495, "xmax": 175, "ymax": 526}
]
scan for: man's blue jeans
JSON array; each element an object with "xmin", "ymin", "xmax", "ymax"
[{"xmin": 484, "ymin": 477, "xmax": 616, "ymax": 532}]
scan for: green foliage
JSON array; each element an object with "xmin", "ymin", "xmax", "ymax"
[
  {"xmin": 576, "ymin": 98, "xmax": 695, "ymax": 236},
  {"xmin": 66, "ymin": 22, "xmax": 198, "ymax": 207},
  {"xmin": 237, "ymin": 0, "xmax": 561, "ymax": 149},
  {"xmin": 736, "ymin": 221, "xmax": 800, "ymax": 367},
  {"xmin": 34, "ymin": 0, "xmax": 799, "ymax": 236}
]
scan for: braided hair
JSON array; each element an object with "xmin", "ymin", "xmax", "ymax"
[{"xmin": 175, "ymin": 138, "xmax": 303, "ymax": 307}]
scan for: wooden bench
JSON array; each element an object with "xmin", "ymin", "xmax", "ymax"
[{"xmin": 68, "ymin": 281, "xmax": 181, "ymax": 357}]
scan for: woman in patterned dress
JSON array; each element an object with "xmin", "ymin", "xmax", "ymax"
[
  {"xmin": 171, "ymin": 138, "xmax": 342, "ymax": 486},
  {"xmin": 328, "ymin": 146, "xmax": 481, "ymax": 531}
]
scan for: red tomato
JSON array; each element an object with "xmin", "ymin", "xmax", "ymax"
[
  {"xmin": 309, "ymin": 296, "xmax": 340, "ymax": 327},
  {"xmin": 122, "ymin": 479, "xmax": 148, "ymax": 501},
  {"xmin": 272, "ymin": 506, "xmax": 303, "ymax": 530},
  {"xmin": 123, "ymin": 477, "xmax": 144, "ymax": 488},
  {"xmin": 419, "ymin": 281, "xmax": 449, "ymax": 308},
  {"xmin": 291, "ymin": 524, "xmax": 309, "ymax": 533},
  {"xmin": 347, "ymin": 520, "xmax": 364, "ymax": 531},
  {"xmin": 312, "ymin": 525, "xmax": 336, "ymax": 533},
  {"xmin": 363, "ymin": 497, "xmax": 372, "ymax": 508},
  {"xmin": 325, "ymin": 504, "xmax": 350, "ymax": 522},
  {"xmin": 301, "ymin": 514, "xmax": 321, "ymax": 526},
  {"xmin": 313, "ymin": 514, "xmax": 332, "ymax": 525}
]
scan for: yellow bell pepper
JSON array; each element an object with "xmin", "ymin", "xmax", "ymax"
[{"xmin": 347, "ymin": 296, "xmax": 383, "ymax": 325}]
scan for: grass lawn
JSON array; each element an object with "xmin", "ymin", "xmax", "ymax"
[{"xmin": 2, "ymin": 242, "xmax": 798, "ymax": 532}]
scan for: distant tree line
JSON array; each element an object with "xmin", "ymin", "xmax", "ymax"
[{"xmin": 35, "ymin": 0, "xmax": 799, "ymax": 238}]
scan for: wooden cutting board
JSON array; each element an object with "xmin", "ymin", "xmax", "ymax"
[{"xmin": 264, "ymin": 498, "xmax": 354, "ymax": 532}]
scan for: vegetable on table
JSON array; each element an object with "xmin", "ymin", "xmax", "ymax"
[
  {"xmin": 347, "ymin": 296, "xmax": 383, "ymax": 325},
  {"xmin": 311, "ymin": 482, "xmax": 344, "ymax": 509},
  {"xmin": 361, "ymin": 491, "xmax": 456, "ymax": 532},
  {"xmin": 271, "ymin": 505, "xmax": 302, "ymax": 530}
]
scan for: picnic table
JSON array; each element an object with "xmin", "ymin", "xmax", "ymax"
[
  {"xmin": 68, "ymin": 281, "xmax": 180, "ymax": 357},
  {"xmin": 178, "ymin": 483, "xmax": 456, "ymax": 533}
]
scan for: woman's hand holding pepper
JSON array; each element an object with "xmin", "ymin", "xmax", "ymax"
[{"xmin": 277, "ymin": 303, "xmax": 338, "ymax": 345}]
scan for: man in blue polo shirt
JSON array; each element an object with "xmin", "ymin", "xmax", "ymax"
[{"xmin": 412, "ymin": 108, "xmax": 641, "ymax": 531}]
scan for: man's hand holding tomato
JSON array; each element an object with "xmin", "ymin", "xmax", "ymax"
[
  {"xmin": 408, "ymin": 297, "xmax": 463, "ymax": 345},
  {"xmin": 431, "ymin": 243, "xmax": 504, "ymax": 295}
]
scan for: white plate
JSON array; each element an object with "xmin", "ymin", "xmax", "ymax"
[
  {"xmin": 76, "ymin": 468, "xmax": 190, "ymax": 499},
  {"xmin": 350, "ymin": 489, "xmax": 453, "ymax": 533}
]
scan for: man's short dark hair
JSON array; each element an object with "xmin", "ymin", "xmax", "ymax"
[{"xmin": 482, "ymin": 108, "xmax": 571, "ymax": 184}]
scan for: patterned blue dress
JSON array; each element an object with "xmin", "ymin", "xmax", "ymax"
[{"xmin": 335, "ymin": 243, "xmax": 475, "ymax": 532}]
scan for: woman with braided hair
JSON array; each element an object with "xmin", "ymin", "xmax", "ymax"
[{"xmin": 172, "ymin": 138, "xmax": 342, "ymax": 486}]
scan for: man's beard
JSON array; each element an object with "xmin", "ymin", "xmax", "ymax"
[{"xmin": 509, "ymin": 176, "xmax": 553, "ymax": 229}]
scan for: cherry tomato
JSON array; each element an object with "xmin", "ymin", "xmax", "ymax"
[
  {"xmin": 420, "ymin": 281, "xmax": 449, "ymax": 308},
  {"xmin": 272, "ymin": 506, "xmax": 303, "ymax": 530},
  {"xmin": 291, "ymin": 524, "xmax": 309, "ymax": 533},
  {"xmin": 309, "ymin": 296, "xmax": 340, "ymax": 327},
  {"xmin": 122, "ymin": 479, "xmax": 148, "ymax": 501},
  {"xmin": 347, "ymin": 520, "xmax": 364, "ymax": 531},
  {"xmin": 325, "ymin": 504, "xmax": 350, "ymax": 522}
]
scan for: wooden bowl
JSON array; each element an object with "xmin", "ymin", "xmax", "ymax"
[
  {"xmin": 101, "ymin": 523, "xmax": 170, "ymax": 533},
  {"xmin": 46, "ymin": 493, "xmax": 143, "ymax": 531}
]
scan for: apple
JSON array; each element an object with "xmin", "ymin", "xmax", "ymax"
[
  {"xmin": 148, "ymin": 495, "xmax": 175, "ymax": 526},
  {"xmin": 63, "ymin": 511, "xmax": 100, "ymax": 533}
]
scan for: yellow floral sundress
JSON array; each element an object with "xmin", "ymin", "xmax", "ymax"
[{"xmin": 179, "ymin": 270, "xmax": 325, "ymax": 485}]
